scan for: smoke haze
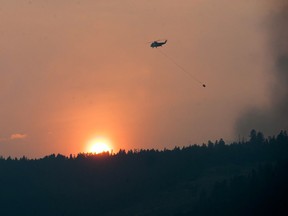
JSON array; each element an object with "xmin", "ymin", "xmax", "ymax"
[
  {"xmin": 0, "ymin": 1, "xmax": 279, "ymax": 157},
  {"xmin": 235, "ymin": 1, "xmax": 288, "ymax": 137}
]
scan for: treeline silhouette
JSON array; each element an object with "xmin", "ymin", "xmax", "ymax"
[{"xmin": 0, "ymin": 130, "xmax": 288, "ymax": 216}]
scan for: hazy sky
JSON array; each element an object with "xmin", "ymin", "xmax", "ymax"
[{"xmin": 0, "ymin": 0, "xmax": 286, "ymax": 158}]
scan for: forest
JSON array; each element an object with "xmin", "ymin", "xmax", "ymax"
[{"xmin": 0, "ymin": 130, "xmax": 288, "ymax": 216}]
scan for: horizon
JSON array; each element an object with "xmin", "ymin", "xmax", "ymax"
[{"xmin": 1, "ymin": 129, "xmax": 285, "ymax": 159}]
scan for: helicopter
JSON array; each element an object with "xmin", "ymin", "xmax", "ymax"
[
  {"xmin": 150, "ymin": 40, "xmax": 167, "ymax": 48},
  {"xmin": 150, "ymin": 39, "xmax": 206, "ymax": 88}
]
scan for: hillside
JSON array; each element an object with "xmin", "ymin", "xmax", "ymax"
[{"xmin": 0, "ymin": 130, "xmax": 288, "ymax": 216}]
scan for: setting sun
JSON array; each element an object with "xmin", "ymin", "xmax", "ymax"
[{"xmin": 87, "ymin": 137, "xmax": 112, "ymax": 154}]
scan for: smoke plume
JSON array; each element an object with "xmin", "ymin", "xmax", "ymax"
[{"xmin": 235, "ymin": 1, "xmax": 288, "ymax": 136}]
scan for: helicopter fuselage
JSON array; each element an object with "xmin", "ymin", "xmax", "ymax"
[{"xmin": 150, "ymin": 40, "xmax": 167, "ymax": 48}]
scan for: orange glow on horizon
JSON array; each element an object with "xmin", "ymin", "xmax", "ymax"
[{"xmin": 86, "ymin": 136, "xmax": 113, "ymax": 154}]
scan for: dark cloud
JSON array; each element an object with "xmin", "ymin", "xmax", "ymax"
[{"xmin": 235, "ymin": 1, "xmax": 288, "ymax": 136}]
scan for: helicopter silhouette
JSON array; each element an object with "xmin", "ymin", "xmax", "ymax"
[
  {"xmin": 150, "ymin": 40, "xmax": 167, "ymax": 48},
  {"xmin": 150, "ymin": 39, "xmax": 206, "ymax": 88}
]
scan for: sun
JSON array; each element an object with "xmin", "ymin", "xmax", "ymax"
[{"xmin": 87, "ymin": 137, "xmax": 112, "ymax": 154}]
